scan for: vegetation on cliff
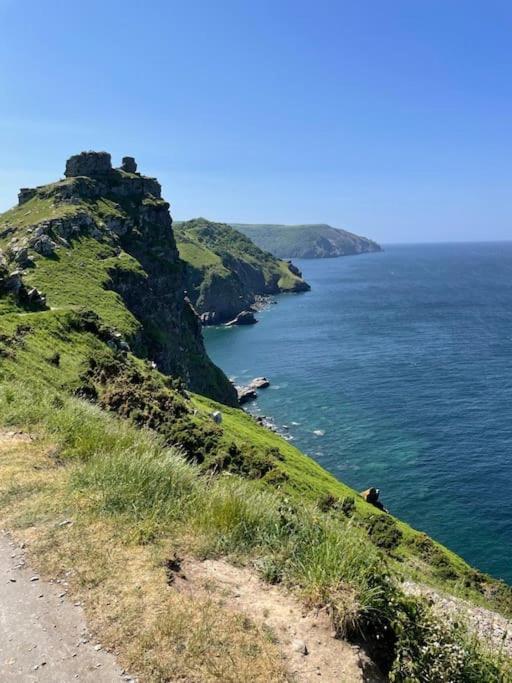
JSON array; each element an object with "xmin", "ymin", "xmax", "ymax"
[
  {"xmin": 0, "ymin": 152, "xmax": 235, "ymax": 405},
  {"xmin": 232, "ymin": 222, "xmax": 382, "ymax": 259},
  {"xmin": 175, "ymin": 218, "xmax": 310, "ymax": 324},
  {"xmin": 0, "ymin": 153, "xmax": 510, "ymax": 681}
]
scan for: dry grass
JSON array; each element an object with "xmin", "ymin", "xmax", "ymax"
[{"xmin": 0, "ymin": 431, "xmax": 288, "ymax": 682}]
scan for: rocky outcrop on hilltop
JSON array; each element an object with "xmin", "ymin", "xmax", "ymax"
[{"xmin": 0, "ymin": 152, "xmax": 237, "ymax": 405}]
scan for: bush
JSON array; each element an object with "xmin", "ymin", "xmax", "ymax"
[{"xmin": 367, "ymin": 514, "xmax": 403, "ymax": 550}]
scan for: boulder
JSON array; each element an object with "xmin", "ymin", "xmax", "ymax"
[
  {"xmin": 237, "ymin": 386, "xmax": 257, "ymax": 404},
  {"xmin": 65, "ymin": 151, "xmax": 112, "ymax": 178},
  {"xmin": 121, "ymin": 156, "xmax": 137, "ymax": 173},
  {"xmin": 291, "ymin": 639, "xmax": 308, "ymax": 655},
  {"xmin": 31, "ymin": 234, "xmax": 57, "ymax": 257},
  {"xmin": 360, "ymin": 487, "xmax": 385, "ymax": 511},
  {"xmin": 250, "ymin": 377, "xmax": 270, "ymax": 389},
  {"xmin": 225, "ymin": 310, "xmax": 257, "ymax": 326}
]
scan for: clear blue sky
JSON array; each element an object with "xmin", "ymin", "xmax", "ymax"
[{"xmin": 1, "ymin": 0, "xmax": 511, "ymax": 243}]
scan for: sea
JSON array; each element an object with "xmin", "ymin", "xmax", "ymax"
[{"xmin": 204, "ymin": 242, "xmax": 512, "ymax": 583}]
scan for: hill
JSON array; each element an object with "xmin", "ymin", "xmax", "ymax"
[
  {"xmin": 231, "ymin": 222, "xmax": 382, "ymax": 258},
  {"xmin": 0, "ymin": 152, "xmax": 510, "ymax": 681},
  {"xmin": 0, "ymin": 151, "xmax": 236, "ymax": 405},
  {"xmin": 174, "ymin": 218, "xmax": 310, "ymax": 324}
]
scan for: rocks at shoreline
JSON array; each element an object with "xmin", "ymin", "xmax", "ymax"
[
  {"xmin": 236, "ymin": 376, "xmax": 271, "ymax": 405},
  {"xmin": 237, "ymin": 386, "xmax": 258, "ymax": 404},
  {"xmin": 249, "ymin": 376, "xmax": 270, "ymax": 389},
  {"xmin": 225, "ymin": 310, "xmax": 257, "ymax": 326},
  {"xmin": 360, "ymin": 487, "xmax": 386, "ymax": 511}
]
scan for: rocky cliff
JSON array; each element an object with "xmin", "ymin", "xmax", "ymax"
[
  {"xmin": 0, "ymin": 152, "xmax": 237, "ymax": 405},
  {"xmin": 231, "ymin": 223, "xmax": 382, "ymax": 259},
  {"xmin": 174, "ymin": 218, "xmax": 310, "ymax": 325}
]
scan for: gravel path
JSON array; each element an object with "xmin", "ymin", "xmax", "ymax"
[{"xmin": 0, "ymin": 531, "xmax": 129, "ymax": 682}]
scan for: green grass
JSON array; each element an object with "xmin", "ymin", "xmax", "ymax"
[
  {"xmin": 0, "ymin": 195, "xmax": 81, "ymax": 243},
  {"xmin": 25, "ymin": 236, "xmax": 142, "ymax": 335},
  {"xmin": 174, "ymin": 218, "xmax": 309, "ymax": 320},
  {"xmin": 0, "ymin": 380, "xmax": 508, "ymax": 681}
]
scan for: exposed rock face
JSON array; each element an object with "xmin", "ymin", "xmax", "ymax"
[
  {"xmin": 0, "ymin": 264, "xmax": 46, "ymax": 309},
  {"xmin": 287, "ymin": 260, "xmax": 302, "ymax": 277},
  {"xmin": 18, "ymin": 188, "xmax": 37, "ymax": 205},
  {"xmin": 175, "ymin": 218, "xmax": 310, "ymax": 325},
  {"xmin": 225, "ymin": 310, "xmax": 257, "ymax": 326},
  {"xmin": 237, "ymin": 386, "xmax": 258, "ymax": 404},
  {"xmin": 3, "ymin": 152, "xmax": 237, "ymax": 406},
  {"xmin": 65, "ymin": 151, "xmax": 112, "ymax": 178},
  {"xmin": 121, "ymin": 156, "xmax": 137, "ymax": 173}
]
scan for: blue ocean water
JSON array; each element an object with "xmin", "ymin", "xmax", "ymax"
[{"xmin": 204, "ymin": 243, "xmax": 512, "ymax": 583}]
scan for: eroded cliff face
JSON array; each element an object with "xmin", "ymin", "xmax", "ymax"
[
  {"xmin": 175, "ymin": 218, "xmax": 310, "ymax": 325},
  {"xmin": 0, "ymin": 152, "xmax": 237, "ymax": 405}
]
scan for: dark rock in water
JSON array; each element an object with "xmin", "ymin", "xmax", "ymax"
[
  {"xmin": 250, "ymin": 377, "xmax": 270, "ymax": 389},
  {"xmin": 237, "ymin": 386, "xmax": 258, "ymax": 404},
  {"xmin": 65, "ymin": 151, "xmax": 112, "ymax": 178},
  {"xmin": 226, "ymin": 310, "xmax": 257, "ymax": 326},
  {"xmin": 121, "ymin": 156, "xmax": 137, "ymax": 173},
  {"xmin": 360, "ymin": 487, "xmax": 385, "ymax": 511}
]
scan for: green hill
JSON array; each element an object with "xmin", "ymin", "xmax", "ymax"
[
  {"xmin": 231, "ymin": 222, "xmax": 382, "ymax": 258},
  {"xmin": 174, "ymin": 218, "xmax": 310, "ymax": 324},
  {"xmin": 0, "ymin": 152, "xmax": 510, "ymax": 681}
]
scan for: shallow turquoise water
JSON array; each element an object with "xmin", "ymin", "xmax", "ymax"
[{"xmin": 204, "ymin": 243, "xmax": 512, "ymax": 582}]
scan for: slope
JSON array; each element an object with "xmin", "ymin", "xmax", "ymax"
[
  {"xmin": 175, "ymin": 218, "xmax": 310, "ymax": 324},
  {"xmin": 232, "ymin": 223, "xmax": 382, "ymax": 259}
]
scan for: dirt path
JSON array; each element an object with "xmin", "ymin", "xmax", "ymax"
[
  {"xmin": 175, "ymin": 558, "xmax": 384, "ymax": 683},
  {"xmin": 0, "ymin": 531, "xmax": 130, "ymax": 682}
]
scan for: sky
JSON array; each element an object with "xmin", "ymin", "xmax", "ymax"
[{"xmin": 0, "ymin": 0, "xmax": 511, "ymax": 244}]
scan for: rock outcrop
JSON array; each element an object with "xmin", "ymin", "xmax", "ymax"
[
  {"xmin": 65, "ymin": 151, "xmax": 113, "ymax": 178},
  {"xmin": 237, "ymin": 386, "xmax": 258, "ymax": 404},
  {"xmin": 225, "ymin": 310, "xmax": 257, "ymax": 326},
  {"xmin": 0, "ymin": 152, "xmax": 237, "ymax": 406},
  {"xmin": 249, "ymin": 377, "xmax": 270, "ymax": 389},
  {"xmin": 120, "ymin": 156, "xmax": 137, "ymax": 173},
  {"xmin": 360, "ymin": 487, "xmax": 386, "ymax": 511}
]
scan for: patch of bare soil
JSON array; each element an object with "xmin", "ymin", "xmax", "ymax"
[{"xmin": 173, "ymin": 557, "xmax": 384, "ymax": 682}]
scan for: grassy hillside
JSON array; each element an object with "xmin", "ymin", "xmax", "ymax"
[
  {"xmin": 0, "ymin": 153, "xmax": 511, "ymax": 680},
  {"xmin": 232, "ymin": 222, "xmax": 382, "ymax": 259},
  {"xmin": 175, "ymin": 218, "xmax": 310, "ymax": 324},
  {"xmin": 0, "ymin": 152, "xmax": 235, "ymax": 405}
]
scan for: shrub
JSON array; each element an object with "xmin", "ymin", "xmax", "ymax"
[
  {"xmin": 367, "ymin": 514, "xmax": 403, "ymax": 550},
  {"xmin": 340, "ymin": 496, "xmax": 356, "ymax": 517}
]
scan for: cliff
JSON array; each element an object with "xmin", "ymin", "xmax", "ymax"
[
  {"xmin": 231, "ymin": 222, "xmax": 382, "ymax": 259},
  {"xmin": 174, "ymin": 218, "xmax": 310, "ymax": 324},
  {"xmin": 0, "ymin": 152, "xmax": 236, "ymax": 405},
  {"xmin": 0, "ymin": 154, "xmax": 510, "ymax": 681}
]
